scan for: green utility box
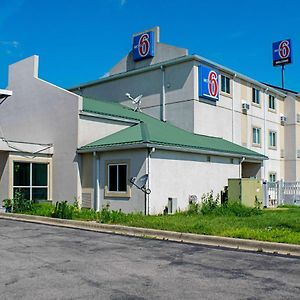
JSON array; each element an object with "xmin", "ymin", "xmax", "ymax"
[{"xmin": 228, "ymin": 178, "xmax": 263, "ymax": 208}]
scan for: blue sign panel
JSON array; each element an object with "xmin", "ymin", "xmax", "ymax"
[
  {"xmin": 272, "ymin": 39, "xmax": 292, "ymax": 66},
  {"xmin": 199, "ymin": 65, "xmax": 219, "ymax": 101},
  {"xmin": 133, "ymin": 31, "xmax": 155, "ymax": 61}
]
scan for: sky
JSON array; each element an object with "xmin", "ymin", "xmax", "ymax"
[{"xmin": 1, "ymin": 0, "xmax": 300, "ymax": 92}]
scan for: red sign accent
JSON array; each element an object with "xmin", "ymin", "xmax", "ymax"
[
  {"xmin": 138, "ymin": 33, "xmax": 150, "ymax": 57},
  {"xmin": 279, "ymin": 40, "xmax": 290, "ymax": 59},
  {"xmin": 208, "ymin": 71, "xmax": 218, "ymax": 97}
]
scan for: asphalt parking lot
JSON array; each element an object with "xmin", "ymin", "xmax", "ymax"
[{"xmin": 0, "ymin": 219, "xmax": 299, "ymax": 300}]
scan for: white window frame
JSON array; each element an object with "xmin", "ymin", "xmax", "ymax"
[
  {"xmin": 252, "ymin": 127, "xmax": 261, "ymax": 146},
  {"xmin": 252, "ymin": 87, "xmax": 260, "ymax": 105},
  {"xmin": 107, "ymin": 163, "xmax": 128, "ymax": 193},
  {"xmin": 221, "ymin": 74, "xmax": 231, "ymax": 94},
  {"xmin": 269, "ymin": 173, "xmax": 277, "ymax": 183},
  {"xmin": 268, "ymin": 94, "xmax": 276, "ymax": 110},
  {"xmin": 12, "ymin": 161, "xmax": 49, "ymax": 201},
  {"xmin": 269, "ymin": 131, "xmax": 277, "ymax": 148}
]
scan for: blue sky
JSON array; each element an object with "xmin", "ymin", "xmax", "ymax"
[{"xmin": 1, "ymin": 0, "xmax": 299, "ymax": 91}]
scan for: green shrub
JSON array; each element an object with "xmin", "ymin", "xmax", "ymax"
[
  {"xmin": 52, "ymin": 201, "xmax": 74, "ymax": 219},
  {"xmin": 3, "ymin": 199, "xmax": 13, "ymax": 212},
  {"xmin": 215, "ymin": 201, "xmax": 262, "ymax": 217},
  {"xmin": 200, "ymin": 191, "xmax": 219, "ymax": 215},
  {"xmin": 73, "ymin": 208, "xmax": 99, "ymax": 221},
  {"xmin": 12, "ymin": 191, "xmax": 33, "ymax": 213},
  {"xmin": 186, "ymin": 200, "xmax": 201, "ymax": 215},
  {"xmin": 31, "ymin": 203, "xmax": 54, "ymax": 217},
  {"xmin": 98, "ymin": 203, "xmax": 126, "ymax": 223}
]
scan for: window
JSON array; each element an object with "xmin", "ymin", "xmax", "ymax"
[
  {"xmin": 269, "ymin": 131, "xmax": 277, "ymax": 148},
  {"xmin": 297, "ymin": 114, "xmax": 300, "ymax": 123},
  {"xmin": 269, "ymin": 173, "xmax": 276, "ymax": 183},
  {"xmin": 252, "ymin": 127, "xmax": 261, "ymax": 145},
  {"xmin": 221, "ymin": 75, "xmax": 230, "ymax": 94},
  {"xmin": 108, "ymin": 164, "xmax": 128, "ymax": 192},
  {"xmin": 252, "ymin": 88, "xmax": 260, "ymax": 105},
  {"xmin": 13, "ymin": 162, "xmax": 48, "ymax": 201},
  {"xmin": 269, "ymin": 95, "xmax": 275, "ymax": 110}
]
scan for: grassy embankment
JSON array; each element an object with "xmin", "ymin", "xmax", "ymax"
[{"xmin": 21, "ymin": 202, "xmax": 300, "ymax": 245}]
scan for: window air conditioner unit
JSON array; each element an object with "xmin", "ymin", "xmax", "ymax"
[
  {"xmin": 242, "ymin": 103, "xmax": 250, "ymax": 112},
  {"xmin": 280, "ymin": 115, "xmax": 287, "ymax": 125}
]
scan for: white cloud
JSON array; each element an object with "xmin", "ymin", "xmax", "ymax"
[
  {"xmin": 0, "ymin": 40, "xmax": 21, "ymax": 56},
  {"xmin": 0, "ymin": 41, "xmax": 20, "ymax": 48}
]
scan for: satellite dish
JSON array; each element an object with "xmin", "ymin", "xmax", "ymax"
[
  {"xmin": 135, "ymin": 174, "xmax": 148, "ymax": 189},
  {"xmin": 125, "ymin": 92, "xmax": 143, "ymax": 111},
  {"xmin": 130, "ymin": 174, "xmax": 151, "ymax": 194},
  {"xmin": 132, "ymin": 94, "xmax": 143, "ymax": 104}
]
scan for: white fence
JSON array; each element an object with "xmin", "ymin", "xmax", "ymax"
[{"xmin": 264, "ymin": 180, "xmax": 300, "ymax": 207}]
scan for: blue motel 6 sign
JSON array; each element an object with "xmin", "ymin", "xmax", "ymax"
[
  {"xmin": 199, "ymin": 65, "xmax": 219, "ymax": 101},
  {"xmin": 133, "ymin": 31, "xmax": 155, "ymax": 61},
  {"xmin": 272, "ymin": 39, "xmax": 292, "ymax": 66}
]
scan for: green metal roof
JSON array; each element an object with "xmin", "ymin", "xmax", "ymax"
[{"xmin": 80, "ymin": 97, "xmax": 267, "ymax": 160}]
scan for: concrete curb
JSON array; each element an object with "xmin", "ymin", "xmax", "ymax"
[{"xmin": 1, "ymin": 212, "xmax": 300, "ymax": 256}]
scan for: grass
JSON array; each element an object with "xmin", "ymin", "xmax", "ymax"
[
  {"xmin": 73, "ymin": 208, "xmax": 99, "ymax": 221},
  {"xmin": 97, "ymin": 206, "xmax": 300, "ymax": 245},
  {"xmin": 15, "ymin": 202, "xmax": 300, "ymax": 245}
]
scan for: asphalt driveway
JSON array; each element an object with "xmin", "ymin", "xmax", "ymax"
[{"xmin": 0, "ymin": 219, "xmax": 299, "ymax": 300}]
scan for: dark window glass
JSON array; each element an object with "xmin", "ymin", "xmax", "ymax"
[
  {"xmin": 32, "ymin": 163, "xmax": 48, "ymax": 186},
  {"xmin": 118, "ymin": 165, "xmax": 127, "ymax": 192},
  {"xmin": 32, "ymin": 188, "xmax": 48, "ymax": 200},
  {"xmin": 14, "ymin": 162, "xmax": 30, "ymax": 186},
  {"xmin": 253, "ymin": 127, "xmax": 261, "ymax": 145},
  {"xmin": 269, "ymin": 95, "xmax": 275, "ymax": 110},
  {"xmin": 13, "ymin": 162, "xmax": 49, "ymax": 201},
  {"xmin": 14, "ymin": 188, "xmax": 30, "ymax": 200},
  {"xmin": 221, "ymin": 75, "xmax": 225, "ymax": 92},
  {"xmin": 108, "ymin": 165, "xmax": 118, "ymax": 191},
  {"xmin": 226, "ymin": 77, "xmax": 230, "ymax": 94},
  {"xmin": 252, "ymin": 88, "xmax": 260, "ymax": 104},
  {"xmin": 221, "ymin": 75, "xmax": 230, "ymax": 94}
]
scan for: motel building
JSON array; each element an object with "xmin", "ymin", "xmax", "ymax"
[{"xmin": 0, "ymin": 27, "xmax": 299, "ymax": 214}]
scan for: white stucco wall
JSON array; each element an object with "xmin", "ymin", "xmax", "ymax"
[
  {"xmin": 73, "ymin": 60, "xmax": 196, "ymax": 128},
  {"xmin": 1, "ymin": 56, "xmax": 81, "ymax": 202},
  {"xmin": 0, "ymin": 152, "xmax": 9, "ymax": 200},
  {"xmin": 78, "ymin": 115, "xmax": 130, "ymax": 148},
  {"xmin": 149, "ymin": 150, "xmax": 240, "ymax": 214},
  {"xmin": 98, "ymin": 149, "xmax": 147, "ymax": 213}
]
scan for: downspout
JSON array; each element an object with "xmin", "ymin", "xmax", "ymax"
[
  {"xmin": 232, "ymin": 73, "xmax": 237, "ymax": 142},
  {"xmin": 96, "ymin": 154, "xmax": 100, "ymax": 211},
  {"xmin": 264, "ymin": 88, "xmax": 268, "ymax": 180},
  {"xmin": 147, "ymin": 147, "xmax": 155, "ymax": 215},
  {"xmin": 239, "ymin": 157, "xmax": 245, "ymax": 178},
  {"xmin": 161, "ymin": 65, "xmax": 166, "ymax": 122},
  {"xmin": 93, "ymin": 151, "xmax": 100, "ymax": 211}
]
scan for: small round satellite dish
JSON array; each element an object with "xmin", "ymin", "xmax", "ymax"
[
  {"xmin": 132, "ymin": 94, "xmax": 143, "ymax": 104},
  {"xmin": 135, "ymin": 174, "xmax": 149, "ymax": 189}
]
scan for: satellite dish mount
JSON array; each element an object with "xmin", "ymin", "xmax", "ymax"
[
  {"xmin": 125, "ymin": 93, "xmax": 143, "ymax": 112},
  {"xmin": 130, "ymin": 175, "xmax": 151, "ymax": 194}
]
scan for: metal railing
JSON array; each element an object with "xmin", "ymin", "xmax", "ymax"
[{"xmin": 263, "ymin": 180, "xmax": 300, "ymax": 207}]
